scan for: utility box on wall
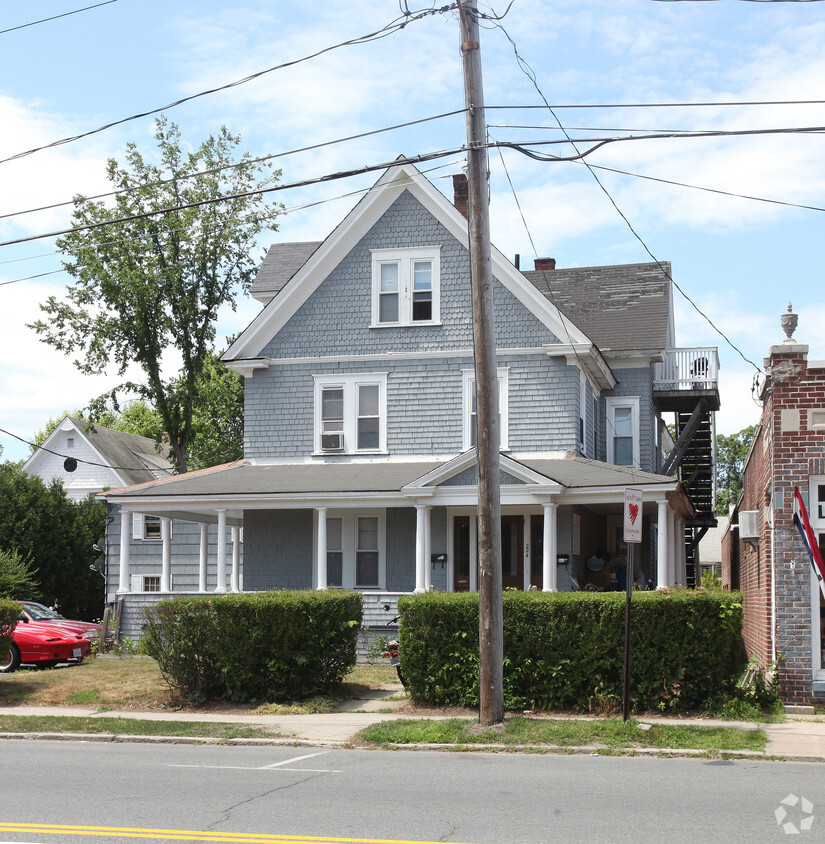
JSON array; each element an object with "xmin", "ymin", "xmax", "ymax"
[{"xmin": 739, "ymin": 510, "xmax": 759, "ymax": 541}]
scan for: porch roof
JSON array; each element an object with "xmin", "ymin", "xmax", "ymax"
[{"xmin": 102, "ymin": 454, "xmax": 681, "ymax": 501}]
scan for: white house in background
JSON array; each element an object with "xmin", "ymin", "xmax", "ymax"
[
  {"xmin": 23, "ymin": 416, "xmax": 238, "ymax": 635},
  {"xmin": 22, "ymin": 415, "xmax": 173, "ymax": 501}
]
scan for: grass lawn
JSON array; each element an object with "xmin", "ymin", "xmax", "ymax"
[
  {"xmin": 355, "ymin": 716, "xmax": 767, "ymax": 753},
  {"xmin": 0, "ymin": 655, "xmax": 400, "ymax": 712},
  {"xmin": 0, "ymin": 714, "xmax": 278, "ymax": 739}
]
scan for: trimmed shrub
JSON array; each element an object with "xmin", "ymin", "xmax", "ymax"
[
  {"xmin": 398, "ymin": 590, "xmax": 743, "ymax": 713},
  {"xmin": 142, "ymin": 590, "xmax": 362, "ymax": 703},
  {"xmin": 0, "ymin": 597, "xmax": 20, "ymax": 658}
]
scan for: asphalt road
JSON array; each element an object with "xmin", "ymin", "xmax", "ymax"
[{"xmin": 0, "ymin": 739, "xmax": 821, "ymax": 843}]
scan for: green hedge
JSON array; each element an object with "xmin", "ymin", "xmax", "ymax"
[
  {"xmin": 398, "ymin": 590, "xmax": 743, "ymax": 712},
  {"xmin": 0, "ymin": 597, "xmax": 19, "ymax": 658},
  {"xmin": 143, "ymin": 590, "xmax": 363, "ymax": 703}
]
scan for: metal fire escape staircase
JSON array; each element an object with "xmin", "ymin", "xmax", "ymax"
[{"xmin": 654, "ymin": 349, "xmax": 720, "ymax": 587}]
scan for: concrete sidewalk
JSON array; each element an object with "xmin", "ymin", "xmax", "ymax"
[{"xmin": 2, "ymin": 693, "xmax": 825, "ymax": 760}]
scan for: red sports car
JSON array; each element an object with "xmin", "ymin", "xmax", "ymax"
[
  {"xmin": 16, "ymin": 601, "xmax": 103, "ymax": 643},
  {"xmin": 1, "ymin": 619, "xmax": 92, "ymax": 673}
]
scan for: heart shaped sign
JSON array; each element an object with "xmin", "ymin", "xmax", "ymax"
[{"xmin": 629, "ymin": 502, "xmax": 639, "ymax": 525}]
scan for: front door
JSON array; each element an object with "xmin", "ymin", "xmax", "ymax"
[
  {"xmin": 501, "ymin": 515, "xmax": 524, "ymax": 590},
  {"xmin": 454, "ymin": 515, "xmax": 471, "ymax": 592}
]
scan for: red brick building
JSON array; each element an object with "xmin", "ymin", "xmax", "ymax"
[{"xmin": 722, "ymin": 305, "xmax": 825, "ymax": 703}]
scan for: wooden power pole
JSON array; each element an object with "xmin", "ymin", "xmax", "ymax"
[{"xmin": 458, "ymin": 0, "xmax": 503, "ymax": 726}]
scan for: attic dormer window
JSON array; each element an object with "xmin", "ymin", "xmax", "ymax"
[{"xmin": 371, "ymin": 246, "xmax": 441, "ymax": 327}]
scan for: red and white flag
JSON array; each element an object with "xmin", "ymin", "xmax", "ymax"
[{"xmin": 793, "ymin": 486, "xmax": 825, "ymax": 600}]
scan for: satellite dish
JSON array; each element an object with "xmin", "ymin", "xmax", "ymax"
[{"xmin": 63, "ymin": 457, "xmax": 78, "ymax": 472}]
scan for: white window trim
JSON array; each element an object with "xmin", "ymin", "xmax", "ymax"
[
  {"xmin": 313, "ymin": 372, "xmax": 388, "ymax": 455},
  {"xmin": 462, "ymin": 368, "xmax": 509, "ymax": 451},
  {"xmin": 317, "ymin": 510, "xmax": 386, "ymax": 590},
  {"xmin": 132, "ymin": 513, "xmax": 167, "ymax": 541},
  {"xmin": 606, "ymin": 396, "xmax": 641, "ymax": 468},
  {"xmin": 370, "ymin": 246, "xmax": 441, "ymax": 327}
]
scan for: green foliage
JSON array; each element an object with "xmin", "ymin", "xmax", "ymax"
[
  {"xmin": 0, "ymin": 463, "xmax": 104, "ymax": 619},
  {"xmin": 398, "ymin": 590, "xmax": 744, "ymax": 713},
  {"xmin": 142, "ymin": 591, "xmax": 363, "ymax": 703},
  {"xmin": 0, "ymin": 597, "xmax": 21, "ymax": 657},
  {"xmin": 700, "ymin": 569, "xmax": 723, "ymax": 590},
  {"xmin": 30, "ymin": 116, "xmax": 281, "ymax": 473},
  {"xmin": 0, "ymin": 548, "xmax": 39, "ymax": 600},
  {"xmin": 716, "ymin": 425, "xmax": 756, "ymax": 515},
  {"xmin": 714, "ymin": 657, "xmax": 782, "ymax": 719}
]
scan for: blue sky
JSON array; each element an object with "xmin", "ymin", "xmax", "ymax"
[{"xmin": 2, "ymin": 0, "xmax": 824, "ymax": 462}]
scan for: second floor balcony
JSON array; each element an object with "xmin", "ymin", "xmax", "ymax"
[{"xmin": 653, "ymin": 347, "xmax": 720, "ymax": 412}]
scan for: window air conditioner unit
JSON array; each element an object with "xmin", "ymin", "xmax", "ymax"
[
  {"xmin": 321, "ymin": 432, "xmax": 344, "ymax": 452},
  {"xmin": 739, "ymin": 510, "xmax": 759, "ymax": 542}
]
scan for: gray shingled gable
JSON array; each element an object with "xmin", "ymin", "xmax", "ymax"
[
  {"xmin": 69, "ymin": 416, "xmax": 173, "ymax": 486},
  {"xmin": 250, "ymin": 241, "xmax": 323, "ymax": 304},
  {"xmin": 522, "ymin": 262, "xmax": 671, "ymax": 353}
]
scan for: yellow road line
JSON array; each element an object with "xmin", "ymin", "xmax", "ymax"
[{"xmin": 0, "ymin": 822, "xmax": 477, "ymax": 844}]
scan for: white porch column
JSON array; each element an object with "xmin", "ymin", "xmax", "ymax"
[
  {"xmin": 424, "ymin": 506, "xmax": 432, "ymax": 591},
  {"xmin": 117, "ymin": 510, "xmax": 130, "ymax": 593},
  {"xmin": 543, "ymin": 503, "xmax": 558, "ymax": 592},
  {"xmin": 231, "ymin": 525, "xmax": 241, "ymax": 593},
  {"xmin": 198, "ymin": 523, "xmax": 208, "ymax": 592},
  {"xmin": 522, "ymin": 515, "xmax": 530, "ymax": 591},
  {"xmin": 657, "ymin": 500, "xmax": 669, "ymax": 589},
  {"xmin": 415, "ymin": 505, "xmax": 427, "ymax": 593},
  {"xmin": 676, "ymin": 515, "xmax": 687, "ymax": 586},
  {"xmin": 667, "ymin": 507, "xmax": 677, "ymax": 587},
  {"xmin": 316, "ymin": 507, "xmax": 328, "ymax": 590},
  {"xmin": 214, "ymin": 509, "xmax": 227, "ymax": 594},
  {"xmin": 160, "ymin": 517, "xmax": 172, "ymax": 592}
]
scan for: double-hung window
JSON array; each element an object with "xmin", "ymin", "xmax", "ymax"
[
  {"xmin": 321, "ymin": 511, "xmax": 385, "ymax": 589},
  {"xmin": 315, "ymin": 373, "xmax": 387, "ymax": 454},
  {"xmin": 371, "ymin": 247, "xmax": 441, "ymax": 327},
  {"xmin": 462, "ymin": 368, "xmax": 509, "ymax": 451},
  {"xmin": 606, "ymin": 396, "xmax": 640, "ymax": 468}
]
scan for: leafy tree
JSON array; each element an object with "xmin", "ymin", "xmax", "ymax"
[
  {"xmin": 0, "ymin": 463, "xmax": 104, "ymax": 619},
  {"xmin": 0, "ymin": 548, "xmax": 39, "ymax": 600},
  {"xmin": 30, "ymin": 116, "xmax": 280, "ymax": 472},
  {"xmin": 185, "ymin": 349, "xmax": 244, "ymax": 470},
  {"xmin": 716, "ymin": 425, "xmax": 756, "ymax": 515}
]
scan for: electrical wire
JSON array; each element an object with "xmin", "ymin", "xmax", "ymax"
[
  {"xmin": 0, "ymin": 5, "xmax": 455, "ymax": 167},
  {"xmin": 0, "ymin": 0, "xmax": 118, "ymax": 36},
  {"xmin": 0, "ymin": 108, "xmax": 468, "ymax": 223},
  {"xmin": 0, "ymin": 426, "xmax": 162, "ymax": 472},
  {"xmin": 0, "ymin": 158, "xmax": 465, "ymax": 285},
  {"xmin": 489, "ymin": 12, "xmax": 764, "ymax": 374}
]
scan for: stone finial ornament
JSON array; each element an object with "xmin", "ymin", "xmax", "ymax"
[{"xmin": 781, "ymin": 302, "xmax": 798, "ymax": 344}]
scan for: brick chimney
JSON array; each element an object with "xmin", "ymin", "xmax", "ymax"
[
  {"xmin": 534, "ymin": 257, "xmax": 556, "ymax": 271},
  {"xmin": 452, "ymin": 173, "xmax": 468, "ymax": 218}
]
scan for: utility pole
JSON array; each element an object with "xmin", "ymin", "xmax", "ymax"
[{"xmin": 458, "ymin": 0, "xmax": 503, "ymax": 726}]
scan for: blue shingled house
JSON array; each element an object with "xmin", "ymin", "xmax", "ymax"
[{"xmin": 103, "ymin": 160, "xmax": 719, "ymax": 639}]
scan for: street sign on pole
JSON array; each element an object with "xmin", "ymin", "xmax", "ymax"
[
  {"xmin": 622, "ymin": 487, "xmax": 642, "ymax": 721},
  {"xmin": 624, "ymin": 487, "xmax": 643, "ymax": 544}
]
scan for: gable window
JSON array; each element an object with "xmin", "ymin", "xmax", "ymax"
[
  {"xmin": 606, "ymin": 397, "xmax": 640, "ymax": 468},
  {"xmin": 314, "ymin": 373, "xmax": 387, "ymax": 454},
  {"xmin": 371, "ymin": 246, "xmax": 441, "ymax": 327},
  {"xmin": 462, "ymin": 368, "xmax": 509, "ymax": 451}
]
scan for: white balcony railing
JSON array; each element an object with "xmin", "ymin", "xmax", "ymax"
[{"xmin": 654, "ymin": 347, "xmax": 719, "ymax": 391}]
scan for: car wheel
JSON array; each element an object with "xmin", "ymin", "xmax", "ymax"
[{"xmin": 0, "ymin": 643, "xmax": 21, "ymax": 673}]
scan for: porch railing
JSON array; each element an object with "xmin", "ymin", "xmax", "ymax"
[{"xmin": 654, "ymin": 347, "xmax": 719, "ymax": 391}]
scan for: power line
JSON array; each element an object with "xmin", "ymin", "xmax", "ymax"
[
  {"xmin": 0, "ymin": 147, "xmax": 468, "ymax": 249},
  {"xmin": 0, "ymin": 0, "xmax": 118, "ymax": 36},
  {"xmin": 486, "ymin": 99, "xmax": 825, "ymax": 109},
  {"xmin": 0, "ymin": 108, "xmax": 467, "ymax": 223},
  {"xmin": 489, "ymin": 12, "xmax": 764, "ymax": 374},
  {"xmin": 0, "ymin": 5, "xmax": 453, "ymax": 167}
]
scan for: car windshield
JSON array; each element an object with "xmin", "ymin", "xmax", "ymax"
[{"xmin": 22, "ymin": 602, "xmax": 65, "ymax": 620}]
